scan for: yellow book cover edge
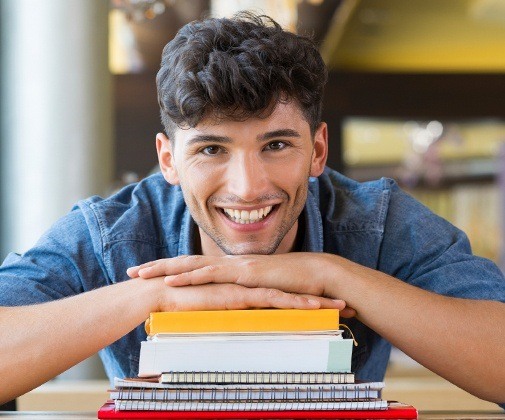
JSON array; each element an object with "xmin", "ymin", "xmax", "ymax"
[{"xmin": 145, "ymin": 309, "xmax": 339, "ymax": 335}]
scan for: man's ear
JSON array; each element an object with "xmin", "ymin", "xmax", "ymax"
[
  {"xmin": 156, "ymin": 133, "xmax": 180, "ymax": 185},
  {"xmin": 310, "ymin": 122, "xmax": 328, "ymax": 177}
]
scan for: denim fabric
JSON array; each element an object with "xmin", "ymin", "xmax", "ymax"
[{"xmin": 1, "ymin": 168, "xmax": 504, "ymax": 404}]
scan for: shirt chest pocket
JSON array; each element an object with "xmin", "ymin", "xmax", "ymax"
[{"xmin": 103, "ymin": 239, "xmax": 169, "ymax": 284}]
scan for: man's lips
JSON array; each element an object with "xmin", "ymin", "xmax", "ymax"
[{"xmin": 217, "ymin": 204, "xmax": 279, "ymax": 225}]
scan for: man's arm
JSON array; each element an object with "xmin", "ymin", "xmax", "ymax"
[
  {"xmin": 130, "ymin": 253, "xmax": 505, "ymax": 403},
  {"xmin": 324, "ymin": 254, "xmax": 505, "ymax": 403},
  {"xmin": 0, "ymin": 278, "xmax": 160, "ymax": 405},
  {"xmin": 0, "ymin": 274, "xmax": 342, "ymax": 405}
]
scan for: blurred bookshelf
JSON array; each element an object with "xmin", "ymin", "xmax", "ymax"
[{"xmin": 343, "ymin": 117, "xmax": 505, "ymax": 264}]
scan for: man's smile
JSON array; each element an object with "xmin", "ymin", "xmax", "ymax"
[{"xmin": 220, "ymin": 205, "xmax": 275, "ymax": 224}]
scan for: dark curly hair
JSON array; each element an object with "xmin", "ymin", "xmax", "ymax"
[{"xmin": 156, "ymin": 11, "xmax": 328, "ymax": 139}]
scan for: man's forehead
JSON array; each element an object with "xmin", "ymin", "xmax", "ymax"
[{"xmin": 173, "ymin": 102, "xmax": 308, "ymax": 142}]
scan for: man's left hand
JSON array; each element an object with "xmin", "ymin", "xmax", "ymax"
[{"xmin": 127, "ymin": 253, "xmax": 356, "ymax": 317}]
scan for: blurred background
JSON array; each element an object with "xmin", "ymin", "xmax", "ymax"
[{"xmin": 1, "ymin": 0, "xmax": 505, "ymax": 411}]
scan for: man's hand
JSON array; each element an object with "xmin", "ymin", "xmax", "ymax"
[
  {"xmin": 127, "ymin": 254, "xmax": 357, "ymax": 317},
  {"xmin": 154, "ymin": 281, "xmax": 345, "ymax": 312}
]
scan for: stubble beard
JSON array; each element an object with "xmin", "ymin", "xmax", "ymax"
[{"xmin": 184, "ymin": 179, "xmax": 310, "ymax": 256}]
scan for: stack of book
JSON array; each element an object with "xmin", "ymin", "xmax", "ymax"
[{"xmin": 98, "ymin": 309, "xmax": 417, "ymax": 419}]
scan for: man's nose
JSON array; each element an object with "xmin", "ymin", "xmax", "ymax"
[{"xmin": 227, "ymin": 154, "xmax": 269, "ymax": 202}]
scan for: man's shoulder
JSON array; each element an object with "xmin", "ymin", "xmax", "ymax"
[
  {"xmin": 76, "ymin": 172, "xmax": 186, "ymax": 244},
  {"xmin": 69, "ymin": 172, "xmax": 190, "ymax": 282},
  {"xmin": 81, "ymin": 172, "xmax": 177, "ymax": 208},
  {"xmin": 314, "ymin": 167, "xmax": 399, "ymax": 233}
]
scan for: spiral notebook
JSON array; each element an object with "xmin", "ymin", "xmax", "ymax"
[
  {"xmin": 159, "ymin": 371, "xmax": 356, "ymax": 384},
  {"xmin": 97, "ymin": 400, "xmax": 418, "ymax": 419},
  {"xmin": 109, "ymin": 382, "xmax": 384, "ymax": 402}
]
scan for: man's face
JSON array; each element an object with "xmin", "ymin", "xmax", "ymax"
[{"xmin": 157, "ymin": 102, "xmax": 327, "ymax": 256}]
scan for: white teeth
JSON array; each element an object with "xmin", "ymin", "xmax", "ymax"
[{"xmin": 222, "ymin": 205, "xmax": 274, "ymax": 224}]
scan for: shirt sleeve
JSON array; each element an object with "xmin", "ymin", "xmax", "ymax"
[
  {"xmin": 379, "ymin": 180, "xmax": 505, "ymax": 302},
  {"xmin": 0, "ymin": 206, "xmax": 108, "ymax": 306}
]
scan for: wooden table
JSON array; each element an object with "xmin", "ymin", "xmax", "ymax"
[{"xmin": 0, "ymin": 412, "xmax": 504, "ymax": 419}]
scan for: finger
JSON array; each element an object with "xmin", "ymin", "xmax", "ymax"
[
  {"xmin": 244, "ymin": 288, "xmax": 321, "ymax": 310},
  {"xmin": 164, "ymin": 264, "xmax": 234, "ymax": 286},
  {"xmin": 162, "ymin": 256, "xmax": 286, "ymax": 288},
  {"xmin": 164, "ymin": 284, "xmax": 321, "ymax": 311},
  {"xmin": 163, "ymin": 270, "xmax": 347, "ymax": 311},
  {"xmin": 296, "ymin": 295, "xmax": 346, "ymax": 310},
  {"xmin": 127, "ymin": 259, "xmax": 165, "ymax": 278},
  {"xmin": 138, "ymin": 255, "xmax": 212, "ymax": 279},
  {"xmin": 340, "ymin": 307, "xmax": 357, "ymax": 318}
]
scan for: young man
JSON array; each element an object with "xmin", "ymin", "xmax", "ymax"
[{"xmin": 1, "ymin": 13, "xmax": 504, "ymax": 406}]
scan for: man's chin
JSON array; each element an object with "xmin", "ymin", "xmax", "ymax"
[{"xmin": 217, "ymin": 241, "xmax": 279, "ymax": 256}]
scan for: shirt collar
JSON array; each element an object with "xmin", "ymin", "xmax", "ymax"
[{"xmin": 303, "ymin": 177, "xmax": 324, "ymax": 252}]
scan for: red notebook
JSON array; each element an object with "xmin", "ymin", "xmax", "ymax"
[{"xmin": 97, "ymin": 401, "xmax": 418, "ymax": 419}]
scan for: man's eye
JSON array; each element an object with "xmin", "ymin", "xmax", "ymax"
[
  {"xmin": 201, "ymin": 145, "xmax": 222, "ymax": 155},
  {"xmin": 265, "ymin": 141, "xmax": 287, "ymax": 151}
]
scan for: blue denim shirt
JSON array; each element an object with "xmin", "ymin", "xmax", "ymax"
[{"xmin": 1, "ymin": 168, "xmax": 505, "ymax": 396}]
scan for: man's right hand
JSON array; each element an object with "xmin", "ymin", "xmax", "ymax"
[{"xmin": 154, "ymin": 279, "xmax": 345, "ymax": 312}]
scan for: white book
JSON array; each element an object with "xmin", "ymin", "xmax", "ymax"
[{"xmin": 138, "ymin": 333, "xmax": 353, "ymax": 377}]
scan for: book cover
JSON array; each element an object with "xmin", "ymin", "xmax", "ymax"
[
  {"xmin": 145, "ymin": 309, "xmax": 340, "ymax": 335},
  {"xmin": 138, "ymin": 334, "xmax": 353, "ymax": 376},
  {"xmin": 98, "ymin": 401, "xmax": 418, "ymax": 419}
]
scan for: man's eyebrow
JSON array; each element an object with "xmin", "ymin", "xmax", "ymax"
[
  {"xmin": 186, "ymin": 135, "xmax": 232, "ymax": 146},
  {"xmin": 258, "ymin": 129, "xmax": 301, "ymax": 141},
  {"xmin": 186, "ymin": 129, "xmax": 300, "ymax": 145}
]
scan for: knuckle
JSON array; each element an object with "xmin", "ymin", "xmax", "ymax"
[
  {"xmin": 238, "ymin": 259, "xmax": 259, "ymax": 286},
  {"xmin": 205, "ymin": 265, "xmax": 219, "ymax": 274},
  {"xmin": 221, "ymin": 286, "xmax": 247, "ymax": 310},
  {"xmin": 264, "ymin": 288, "xmax": 283, "ymax": 299},
  {"xmin": 242, "ymin": 258, "xmax": 258, "ymax": 271},
  {"xmin": 184, "ymin": 255, "xmax": 201, "ymax": 264}
]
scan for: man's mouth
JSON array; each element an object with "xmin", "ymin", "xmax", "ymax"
[{"xmin": 220, "ymin": 205, "xmax": 275, "ymax": 224}]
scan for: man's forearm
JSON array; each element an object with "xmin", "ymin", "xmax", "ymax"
[
  {"xmin": 0, "ymin": 273, "xmax": 339, "ymax": 404},
  {"xmin": 126, "ymin": 252, "xmax": 505, "ymax": 402},
  {"xmin": 327, "ymin": 255, "xmax": 505, "ymax": 403},
  {"xmin": 0, "ymin": 278, "xmax": 162, "ymax": 405}
]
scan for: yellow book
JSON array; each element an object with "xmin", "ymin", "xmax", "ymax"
[{"xmin": 145, "ymin": 309, "xmax": 339, "ymax": 335}]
